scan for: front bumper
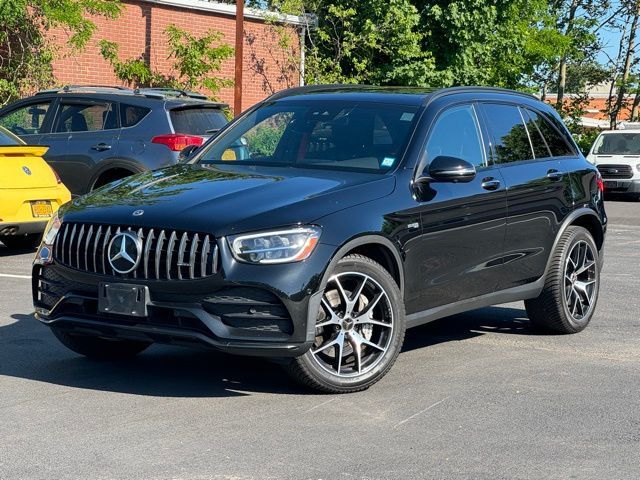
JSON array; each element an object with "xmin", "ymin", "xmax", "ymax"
[
  {"xmin": 32, "ymin": 245, "xmax": 336, "ymax": 357},
  {"xmin": 603, "ymin": 178, "xmax": 640, "ymax": 194}
]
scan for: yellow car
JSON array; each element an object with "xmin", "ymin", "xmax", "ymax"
[{"xmin": 0, "ymin": 126, "xmax": 71, "ymax": 249}]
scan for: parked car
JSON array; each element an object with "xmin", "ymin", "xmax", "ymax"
[
  {"xmin": 32, "ymin": 85, "xmax": 606, "ymax": 393},
  {"xmin": 587, "ymin": 126, "xmax": 640, "ymax": 199},
  {"xmin": 0, "ymin": 86, "xmax": 228, "ymax": 195},
  {"xmin": 0, "ymin": 126, "xmax": 71, "ymax": 249}
]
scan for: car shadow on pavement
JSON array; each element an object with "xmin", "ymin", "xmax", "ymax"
[
  {"xmin": 402, "ymin": 305, "xmax": 534, "ymax": 352},
  {"xmin": 2, "ymin": 306, "xmax": 534, "ymax": 397},
  {"xmin": 0, "ymin": 244, "xmax": 37, "ymax": 257}
]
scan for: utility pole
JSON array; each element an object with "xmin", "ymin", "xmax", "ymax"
[{"xmin": 234, "ymin": 0, "xmax": 244, "ymax": 116}]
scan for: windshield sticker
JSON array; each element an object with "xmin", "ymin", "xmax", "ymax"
[
  {"xmin": 382, "ymin": 157, "xmax": 396, "ymax": 167},
  {"xmin": 400, "ymin": 112, "xmax": 415, "ymax": 121}
]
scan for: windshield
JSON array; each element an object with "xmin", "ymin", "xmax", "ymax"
[
  {"xmin": 593, "ymin": 132, "xmax": 640, "ymax": 155},
  {"xmin": 196, "ymin": 100, "xmax": 419, "ymax": 173},
  {"xmin": 0, "ymin": 126, "xmax": 23, "ymax": 145}
]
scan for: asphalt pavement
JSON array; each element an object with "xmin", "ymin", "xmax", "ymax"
[{"xmin": 0, "ymin": 200, "xmax": 639, "ymax": 480}]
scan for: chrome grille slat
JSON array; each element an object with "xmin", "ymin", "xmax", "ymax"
[
  {"xmin": 166, "ymin": 231, "xmax": 177, "ymax": 280},
  {"xmin": 201, "ymin": 235, "xmax": 210, "ymax": 278},
  {"xmin": 53, "ymin": 223, "xmax": 219, "ymax": 280},
  {"xmin": 68, "ymin": 225, "xmax": 77, "ymax": 268},
  {"xmin": 189, "ymin": 233, "xmax": 199, "ymax": 280},
  {"xmin": 84, "ymin": 226, "xmax": 93, "ymax": 271},
  {"xmin": 143, "ymin": 229, "xmax": 155, "ymax": 279},
  {"xmin": 93, "ymin": 226, "xmax": 102, "ymax": 272},
  {"xmin": 155, "ymin": 230, "xmax": 166, "ymax": 280}
]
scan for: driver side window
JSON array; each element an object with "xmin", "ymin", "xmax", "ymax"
[
  {"xmin": 0, "ymin": 102, "xmax": 51, "ymax": 136},
  {"xmin": 425, "ymin": 104, "xmax": 485, "ymax": 169}
]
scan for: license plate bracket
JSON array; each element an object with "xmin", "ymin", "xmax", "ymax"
[
  {"xmin": 98, "ymin": 283, "xmax": 149, "ymax": 317},
  {"xmin": 604, "ymin": 180, "xmax": 619, "ymax": 189},
  {"xmin": 30, "ymin": 200, "xmax": 52, "ymax": 218}
]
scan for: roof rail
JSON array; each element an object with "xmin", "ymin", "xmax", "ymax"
[
  {"xmin": 36, "ymin": 85, "xmax": 134, "ymax": 95},
  {"xmin": 267, "ymin": 84, "xmax": 363, "ymax": 101},
  {"xmin": 135, "ymin": 87, "xmax": 208, "ymax": 100}
]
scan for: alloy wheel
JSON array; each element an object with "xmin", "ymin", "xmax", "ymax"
[
  {"xmin": 311, "ymin": 272, "xmax": 394, "ymax": 378},
  {"xmin": 563, "ymin": 240, "xmax": 598, "ymax": 321}
]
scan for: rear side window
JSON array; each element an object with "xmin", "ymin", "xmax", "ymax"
[
  {"xmin": 0, "ymin": 102, "xmax": 51, "ymax": 136},
  {"xmin": 120, "ymin": 104, "xmax": 150, "ymax": 127},
  {"xmin": 522, "ymin": 109, "xmax": 552, "ymax": 158},
  {"xmin": 482, "ymin": 103, "xmax": 533, "ymax": 163},
  {"xmin": 527, "ymin": 110, "xmax": 574, "ymax": 157},
  {"xmin": 170, "ymin": 107, "xmax": 227, "ymax": 135},
  {"xmin": 55, "ymin": 102, "xmax": 117, "ymax": 133}
]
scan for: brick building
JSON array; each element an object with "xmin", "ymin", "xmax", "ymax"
[{"xmin": 46, "ymin": 0, "xmax": 307, "ymax": 112}]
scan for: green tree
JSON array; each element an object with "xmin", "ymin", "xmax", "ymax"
[
  {"xmin": 0, "ymin": 0, "xmax": 122, "ymax": 106},
  {"xmin": 99, "ymin": 25, "xmax": 234, "ymax": 99},
  {"xmin": 302, "ymin": 0, "xmax": 437, "ymax": 86}
]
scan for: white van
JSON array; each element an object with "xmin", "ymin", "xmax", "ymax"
[{"xmin": 587, "ymin": 127, "xmax": 640, "ymax": 199}]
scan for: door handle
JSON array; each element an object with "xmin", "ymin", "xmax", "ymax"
[
  {"xmin": 481, "ymin": 178, "xmax": 501, "ymax": 191},
  {"xmin": 546, "ymin": 169, "xmax": 563, "ymax": 181},
  {"xmin": 91, "ymin": 143, "xmax": 111, "ymax": 152}
]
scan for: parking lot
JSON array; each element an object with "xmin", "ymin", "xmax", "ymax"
[{"xmin": 0, "ymin": 200, "xmax": 638, "ymax": 480}]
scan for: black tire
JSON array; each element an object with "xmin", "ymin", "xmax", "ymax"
[
  {"xmin": 0, "ymin": 234, "xmax": 41, "ymax": 250},
  {"xmin": 525, "ymin": 226, "xmax": 600, "ymax": 334},
  {"xmin": 51, "ymin": 327, "xmax": 151, "ymax": 360},
  {"xmin": 286, "ymin": 254, "xmax": 406, "ymax": 393}
]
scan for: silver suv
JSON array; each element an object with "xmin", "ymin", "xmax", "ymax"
[{"xmin": 0, "ymin": 86, "xmax": 228, "ymax": 195}]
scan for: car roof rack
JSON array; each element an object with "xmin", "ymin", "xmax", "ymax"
[
  {"xmin": 35, "ymin": 85, "xmax": 134, "ymax": 95},
  {"xmin": 135, "ymin": 87, "xmax": 209, "ymax": 100}
]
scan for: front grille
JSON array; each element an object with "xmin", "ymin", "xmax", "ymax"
[
  {"xmin": 53, "ymin": 222, "xmax": 219, "ymax": 280},
  {"xmin": 597, "ymin": 164, "xmax": 633, "ymax": 179}
]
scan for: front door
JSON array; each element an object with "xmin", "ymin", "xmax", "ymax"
[{"xmin": 407, "ymin": 103, "xmax": 508, "ymax": 313}]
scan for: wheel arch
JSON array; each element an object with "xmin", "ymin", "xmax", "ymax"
[
  {"xmin": 88, "ymin": 159, "xmax": 147, "ymax": 192},
  {"xmin": 542, "ymin": 208, "xmax": 605, "ymax": 280},
  {"xmin": 320, "ymin": 235, "xmax": 405, "ymax": 294}
]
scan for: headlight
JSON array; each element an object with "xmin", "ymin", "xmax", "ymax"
[
  {"xmin": 42, "ymin": 211, "xmax": 62, "ymax": 246},
  {"xmin": 34, "ymin": 212, "xmax": 62, "ymax": 265},
  {"xmin": 228, "ymin": 226, "xmax": 321, "ymax": 264},
  {"xmin": 636, "ymin": 163, "xmax": 640, "ymax": 172}
]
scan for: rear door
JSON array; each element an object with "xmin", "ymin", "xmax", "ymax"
[
  {"xmin": 49, "ymin": 99, "xmax": 120, "ymax": 194},
  {"xmin": 478, "ymin": 102, "xmax": 572, "ymax": 290}
]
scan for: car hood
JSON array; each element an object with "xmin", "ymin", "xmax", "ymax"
[{"xmin": 62, "ymin": 164, "xmax": 395, "ymax": 236}]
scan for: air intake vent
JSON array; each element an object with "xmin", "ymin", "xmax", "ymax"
[{"xmin": 53, "ymin": 223, "xmax": 219, "ymax": 280}]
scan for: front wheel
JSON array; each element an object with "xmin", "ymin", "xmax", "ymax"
[{"xmin": 287, "ymin": 254, "xmax": 406, "ymax": 393}]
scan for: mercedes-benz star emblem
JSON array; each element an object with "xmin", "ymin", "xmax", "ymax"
[
  {"xmin": 108, "ymin": 232, "xmax": 142, "ymax": 274},
  {"xmin": 132, "ymin": 209, "xmax": 144, "ymax": 216},
  {"xmin": 22, "ymin": 166, "xmax": 31, "ymax": 175}
]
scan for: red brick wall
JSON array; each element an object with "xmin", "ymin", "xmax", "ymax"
[{"xmin": 46, "ymin": 0, "xmax": 301, "ymax": 113}]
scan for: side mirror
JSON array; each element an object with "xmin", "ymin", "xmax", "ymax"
[
  {"xmin": 427, "ymin": 155, "xmax": 476, "ymax": 183},
  {"xmin": 178, "ymin": 144, "xmax": 199, "ymax": 163}
]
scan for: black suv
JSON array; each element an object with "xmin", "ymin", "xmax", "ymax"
[
  {"xmin": 32, "ymin": 86, "xmax": 606, "ymax": 393},
  {"xmin": 0, "ymin": 86, "xmax": 228, "ymax": 195}
]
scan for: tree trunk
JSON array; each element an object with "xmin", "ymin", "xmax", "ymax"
[
  {"xmin": 556, "ymin": 0, "xmax": 580, "ymax": 109},
  {"xmin": 630, "ymin": 91, "xmax": 640, "ymax": 121},
  {"xmin": 612, "ymin": 3, "xmax": 640, "ymax": 129}
]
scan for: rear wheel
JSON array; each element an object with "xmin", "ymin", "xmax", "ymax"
[
  {"xmin": 287, "ymin": 254, "xmax": 406, "ymax": 393},
  {"xmin": 525, "ymin": 226, "xmax": 600, "ymax": 334},
  {"xmin": 0, "ymin": 234, "xmax": 41, "ymax": 250},
  {"xmin": 51, "ymin": 327, "xmax": 151, "ymax": 360}
]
